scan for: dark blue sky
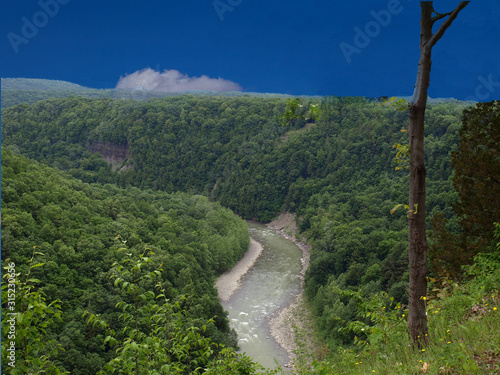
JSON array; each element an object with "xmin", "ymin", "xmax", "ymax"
[{"xmin": 1, "ymin": 0, "xmax": 499, "ymax": 100}]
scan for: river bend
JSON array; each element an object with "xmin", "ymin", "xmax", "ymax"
[{"xmin": 220, "ymin": 223, "xmax": 303, "ymax": 369}]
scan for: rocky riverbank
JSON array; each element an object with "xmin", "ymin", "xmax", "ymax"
[
  {"xmin": 216, "ymin": 214, "xmax": 318, "ymax": 370},
  {"xmin": 216, "ymin": 238, "xmax": 263, "ymax": 302},
  {"xmin": 267, "ymin": 213, "xmax": 318, "ymax": 370}
]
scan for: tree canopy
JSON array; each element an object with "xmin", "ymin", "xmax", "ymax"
[
  {"xmin": 1, "ymin": 93, "xmax": 473, "ymax": 352},
  {"xmin": 1, "ymin": 149, "xmax": 252, "ymax": 373}
]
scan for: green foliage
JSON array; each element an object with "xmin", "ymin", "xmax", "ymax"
[
  {"xmin": 294, "ymin": 222, "xmax": 500, "ymax": 373},
  {"xmin": 1, "ymin": 252, "xmax": 67, "ymax": 374},
  {"xmin": 1, "ymin": 93, "xmax": 475, "ymax": 371},
  {"xmin": 464, "ymin": 224, "xmax": 500, "ymax": 297},
  {"xmin": 430, "ymin": 101, "xmax": 500, "ymax": 279},
  {"xmin": 300, "ymin": 98, "xmax": 467, "ymax": 347},
  {"xmin": 297, "ymin": 249, "xmax": 500, "ymax": 374},
  {"xmin": 392, "ymin": 141, "xmax": 409, "ymax": 171},
  {"xmin": 84, "ymin": 250, "xmax": 280, "ymax": 374},
  {"xmin": 1, "ymin": 149, "xmax": 250, "ymax": 374},
  {"xmin": 281, "ymin": 98, "xmax": 305, "ymax": 126},
  {"xmin": 382, "ymin": 96, "xmax": 409, "ymax": 112},
  {"xmin": 1, "ymin": 95, "xmax": 466, "ymax": 225},
  {"xmin": 205, "ymin": 347, "xmax": 280, "ymax": 374},
  {"xmin": 280, "ymin": 98, "xmax": 318, "ymax": 127},
  {"xmin": 84, "ymin": 250, "xmax": 212, "ymax": 374},
  {"xmin": 452, "ymin": 101, "xmax": 500, "ymax": 251},
  {"xmin": 390, "ymin": 203, "xmax": 418, "ymax": 216}
]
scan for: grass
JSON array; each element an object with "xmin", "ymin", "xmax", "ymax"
[{"xmin": 292, "ymin": 252, "xmax": 500, "ymax": 375}]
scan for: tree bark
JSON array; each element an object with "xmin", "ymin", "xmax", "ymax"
[{"xmin": 408, "ymin": 1, "xmax": 469, "ymax": 347}]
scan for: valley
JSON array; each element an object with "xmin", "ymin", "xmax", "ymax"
[{"xmin": 1, "ymin": 81, "xmax": 499, "ymax": 373}]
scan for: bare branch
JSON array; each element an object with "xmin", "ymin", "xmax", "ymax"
[
  {"xmin": 431, "ymin": 12, "xmax": 452, "ymax": 24},
  {"xmin": 424, "ymin": 2, "xmax": 470, "ymax": 52}
]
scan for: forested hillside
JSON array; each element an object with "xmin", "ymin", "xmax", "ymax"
[
  {"xmin": 1, "ymin": 78, "xmax": 293, "ymax": 109},
  {"xmin": 1, "ymin": 78, "xmax": 110, "ymax": 109},
  {"xmin": 1, "ymin": 94, "xmax": 468, "ymax": 315},
  {"xmin": 1, "ymin": 95, "xmax": 467, "ymax": 219},
  {"xmin": 1, "ymin": 149, "xmax": 258, "ymax": 373},
  {"xmin": 3, "ymin": 92, "xmax": 494, "ymax": 372}
]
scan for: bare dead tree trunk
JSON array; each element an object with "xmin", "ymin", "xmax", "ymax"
[{"xmin": 408, "ymin": 1, "xmax": 469, "ymax": 347}]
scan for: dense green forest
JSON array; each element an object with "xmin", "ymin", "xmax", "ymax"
[
  {"xmin": 1, "ymin": 94, "xmax": 467, "ymax": 334},
  {"xmin": 1, "ymin": 149, "xmax": 265, "ymax": 373},
  {"xmin": 2, "ymin": 88, "xmax": 498, "ymax": 373}
]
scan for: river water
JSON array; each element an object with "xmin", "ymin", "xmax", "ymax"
[{"xmin": 220, "ymin": 223, "xmax": 303, "ymax": 369}]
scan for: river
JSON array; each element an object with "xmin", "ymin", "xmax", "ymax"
[{"xmin": 220, "ymin": 223, "xmax": 304, "ymax": 369}]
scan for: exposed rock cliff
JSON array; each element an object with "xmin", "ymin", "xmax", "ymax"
[{"xmin": 89, "ymin": 143, "xmax": 132, "ymax": 171}]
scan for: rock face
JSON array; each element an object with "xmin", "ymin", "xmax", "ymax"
[
  {"xmin": 267, "ymin": 212, "xmax": 299, "ymax": 238},
  {"xmin": 89, "ymin": 143, "xmax": 132, "ymax": 171}
]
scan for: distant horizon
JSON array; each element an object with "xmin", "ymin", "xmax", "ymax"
[{"xmin": 2, "ymin": 77, "xmax": 477, "ymax": 102}]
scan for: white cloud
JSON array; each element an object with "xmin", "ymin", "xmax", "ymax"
[{"xmin": 116, "ymin": 68, "xmax": 242, "ymax": 92}]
